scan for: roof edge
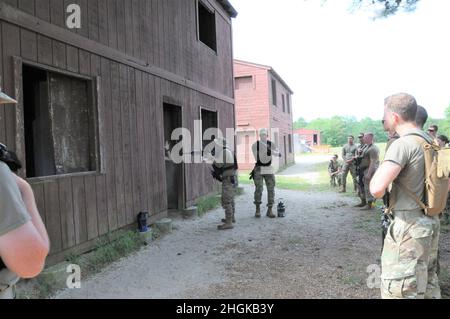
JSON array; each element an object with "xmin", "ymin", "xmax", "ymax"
[
  {"xmin": 234, "ymin": 59, "xmax": 294, "ymax": 94},
  {"xmin": 217, "ymin": 0, "xmax": 238, "ymax": 18}
]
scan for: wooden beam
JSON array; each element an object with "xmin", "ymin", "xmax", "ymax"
[{"xmin": 0, "ymin": 2, "xmax": 234, "ymax": 105}]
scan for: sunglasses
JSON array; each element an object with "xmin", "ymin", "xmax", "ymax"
[{"xmin": 428, "ymin": 129, "xmax": 435, "ymax": 132}]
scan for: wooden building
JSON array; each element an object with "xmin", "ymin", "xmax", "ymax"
[
  {"xmin": 0, "ymin": 0, "xmax": 237, "ymax": 264},
  {"xmin": 234, "ymin": 59, "xmax": 295, "ymax": 171},
  {"xmin": 293, "ymin": 128, "xmax": 322, "ymax": 153}
]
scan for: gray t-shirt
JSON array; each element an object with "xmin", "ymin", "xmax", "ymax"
[
  {"xmin": 342, "ymin": 144, "xmax": 358, "ymax": 161},
  {"xmin": 384, "ymin": 129, "xmax": 432, "ymax": 211},
  {"xmin": 0, "ymin": 162, "xmax": 30, "ymax": 237}
]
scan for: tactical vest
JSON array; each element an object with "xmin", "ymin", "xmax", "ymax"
[{"xmin": 256, "ymin": 141, "xmax": 273, "ymax": 167}]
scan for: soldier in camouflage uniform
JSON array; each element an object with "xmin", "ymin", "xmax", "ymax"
[
  {"xmin": 251, "ymin": 128, "xmax": 282, "ymax": 219},
  {"xmin": 357, "ymin": 133, "xmax": 380, "ymax": 210},
  {"xmin": 339, "ymin": 135, "xmax": 358, "ymax": 193},
  {"xmin": 210, "ymin": 138, "xmax": 237, "ymax": 230},
  {"xmin": 328, "ymin": 155, "xmax": 342, "ymax": 188},
  {"xmin": 371, "ymin": 93, "xmax": 442, "ymax": 299}
]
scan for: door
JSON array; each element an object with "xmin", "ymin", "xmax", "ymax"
[{"xmin": 163, "ymin": 103, "xmax": 184, "ymax": 210}]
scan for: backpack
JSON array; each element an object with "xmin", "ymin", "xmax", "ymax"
[{"xmin": 392, "ymin": 134, "xmax": 450, "ymax": 217}]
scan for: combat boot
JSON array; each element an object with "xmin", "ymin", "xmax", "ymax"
[
  {"xmin": 266, "ymin": 206, "xmax": 276, "ymax": 219},
  {"xmin": 222, "ymin": 214, "xmax": 236, "ymax": 223},
  {"xmin": 354, "ymin": 199, "xmax": 367, "ymax": 208},
  {"xmin": 218, "ymin": 217, "xmax": 234, "ymax": 230},
  {"xmin": 255, "ymin": 205, "xmax": 261, "ymax": 218},
  {"xmin": 361, "ymin": 201, "xmax": 374, "ymax": 211}
]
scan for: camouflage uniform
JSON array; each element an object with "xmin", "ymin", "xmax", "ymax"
[
  {"xmin": 341, "ymin": 143, "xmax": 358, "ymax": 192},
  {"xmin": 328, "ymin": 159, "xmax": 342, "ymax": 188},
  {"xmin": 359, "ymin": 143, "xmax": 379, "ymax": 205},
  {"xmin": 381, "ymin": 130, "xmax": 441, "ymax": 299},
  {"xmin": 252, "ymin": 140, "xmax": 278, "ymax": 217},
  {"xmin": 381, "ymin": 211, "xmax": 441, "ymax": 299},
  {"xmin": 212, "ymin": 142, "xmax": 237, "ymax": 230}
]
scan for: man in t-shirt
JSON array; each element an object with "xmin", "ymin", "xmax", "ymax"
[
  {"xmin": 0, "ymin": 92, "xmax": 50, "ymax": 299},
  {"xmin": 339, "ymin": 136, "xmax": 358, "ymax": 193},
  {"xmin": 371, "ymin": 92, "xmax": 443, "ymax": 299}
]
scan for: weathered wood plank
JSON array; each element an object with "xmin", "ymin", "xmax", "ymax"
[
  {"xmin": 95, "ymin": 175, "xmax": 108, "ymax": 235},
  {"xmin": 35, "ymin": 0, "xmax": 50, "ymax": 22},
  {"xmin": 20, "ymin": 29, "xmax": 37, "ymax": 62},
  {"xmin": 44, "ymin": 181, "xmax": 63, "ymax": 254},
  {"xmin": 0, "ymin": 23, "xmax": 5, "ymax": 144},
  {"xmin": 100, "ymin": 57, "xmax": 118, "ymax": 231},
  {"xmin": 37, "ymin": 34, "xmax": 52, "ymax": 65},
  {"xmin": 84, "ymin": 175, "xmax": 99, "ymax": 240},
  {"xmin": 115, "ymin": 0, "xmax": 126, "ymax": 54},
  {"xmin": 31, "ymin": 183, "xmax": 46, "ymax": 225},
  {"xmin": 2, "ymin": 22, "xmax": 20, "ymax": 149},
  {"xmin": 72, "ymin": 176, "xmax": 88, "ymax": 244},
  {"xmin": 18, "ymin": 0, "xmax": 34, "ymax": 15},
  {"xmin": 49, "ymin": 0, "xmax": 64, "ymax": 28},
  {"xmin": 52, "ymin": 40, "xmax": 66, "ymax": 69},
  {"xmin": 124, "ymin": 0, "xmax": 133, "ymax": 57},
  {"xmin": 131, "ymin": 0, "xmax": 141, "ymax": 60},
  {"xmin": 58, "ymin": 178, "xmax": 76, "ymax": 250},
  {"xmin": 78, "ymin": 49, "xmax": 90, "ymax": 76},
  {"xmin": 144, "ymin": 74, "xmax": 155, "ymax": 213},
  {"xmin": 120, "ymin": 65, "xmax": 133, "ymax": 224},
  {"xmin": 66, "ymin": 45, "xmax": 79, "ymax": 73},
  {"xmin": 97, "ymin": 0, "xmax": 108, "ymax": 46},
  {"xmin": 87, "ymin": 0, "xmax": 99, "ymax": 42},
  {"xmin": 106, "ymin": 0, "xmax": 118, "ymax": 50},
  {"xmin": 110, "ymin": 62, "xmax": 126, "ymax": 227}
]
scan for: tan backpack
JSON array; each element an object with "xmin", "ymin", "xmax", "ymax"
[{"xmin": 393, "ymin": 135, "xmax": 450, "ymax": 217}]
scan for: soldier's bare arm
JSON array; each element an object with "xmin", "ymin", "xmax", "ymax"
[{"xmin": 370, "ymin": 161, "xmax": 402, "ymax": 199}]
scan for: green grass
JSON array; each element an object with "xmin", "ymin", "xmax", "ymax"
[
  {"xmin": 196, "ymin": 194, "xmax": 222, "ymax": 217},
  {"xmin": 239, "ymin": 162, "xmax": 331, "ymax": 192}
]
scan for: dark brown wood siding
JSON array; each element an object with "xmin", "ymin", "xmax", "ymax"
[{"xmin": 0, "ymin": 0, "xmax": 235, "ymax": 264}]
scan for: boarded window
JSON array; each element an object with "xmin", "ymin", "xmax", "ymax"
[
  {"xmin": 23, "ymin": 65, "xmax": 97, "ymax": 178},
  {"xmin": 271, "ymin": 79, "xmax": 277, "ymax": 106},
  {"xmin": 282, "ymin": 94, "xmax": 285, "ymax": 113},
  {"xmin": 198, "ymin": 1, "xmax": 217, "ymax": 52},
  {"xmin": 201, "ymin": 109, "xmax": 218, "ymax": 150},
  {"xmin": 235, "ymin": 76, "xmax": 253, "ymax": 90}
]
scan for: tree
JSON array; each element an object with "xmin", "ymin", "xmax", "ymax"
[
  {"xmin": 294, "ymin": 117, "xmax": 308, "ymax": 130},
  {"xmin": 349, "ymin": 0, "xmax": 420, "ymax": 17}
]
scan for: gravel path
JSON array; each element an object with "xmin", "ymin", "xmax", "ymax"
[
  {"xmin": 55, "ymin": 184, "xmax": 385, "ymax": 299},
  {"xmin": 53, "ymin": 156, "xmax": 450, "ymax": 299}
]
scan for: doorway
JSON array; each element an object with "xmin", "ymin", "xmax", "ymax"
[{"xmin": 163, "ymin": 103, "xmax": 184, "ymax": 210}]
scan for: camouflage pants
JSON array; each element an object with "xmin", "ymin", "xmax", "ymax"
[
  {"xmin": 222, "ymin": 176, "xmax": 235, "ymax": 219},
  {"xmin": 359, "ymin": 169, "xmax": 375, "ymax": 202},
  {"xmin": 381, "ymin": 211, "xmax": 441, "ymax": 299},
  {"xmin": 341, "ymin": 163, "xmax": 357, "ymax": 190},
  {"xmin": 253, "ymin": 168, "xmax": 276, "ymax": 207}
]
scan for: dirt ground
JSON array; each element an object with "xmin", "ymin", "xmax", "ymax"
[{"xmin": 53, "ymin": 156, "xmax": 450, "ymax": 299}]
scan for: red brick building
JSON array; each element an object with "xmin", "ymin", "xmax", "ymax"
[{"xmin": 234, "ymin": 60, "xmax": 295, "ymax": 170}]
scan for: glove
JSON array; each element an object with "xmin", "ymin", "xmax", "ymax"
[{"xmin": 249, "ymin": 169, "xmax": 255, "ymax": 180}]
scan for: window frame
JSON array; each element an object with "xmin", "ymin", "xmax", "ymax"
[
  {"xmin": 14, "ymin": 57, "xmax": 102, "ymax": 182},
  {"xmin": 196, "ymin": 0, "xmax": 218, "ymax": 54}
]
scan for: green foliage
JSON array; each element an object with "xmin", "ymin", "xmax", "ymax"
[
  {"xmin": 347, "ymin": 0, "xmax": 420, "ymax": 17},
  {"xmin": 297, "ymin": 116, "xmax": 388, "ymax": 147},
  {"xmin": 196, "ymin": 194, "xmax": 221, "ymax": 217}
]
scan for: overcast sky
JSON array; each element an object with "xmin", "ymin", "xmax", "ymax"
[{"xmin": 231, "ymin": 0, "xmax": 450, "ymax": 122}]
